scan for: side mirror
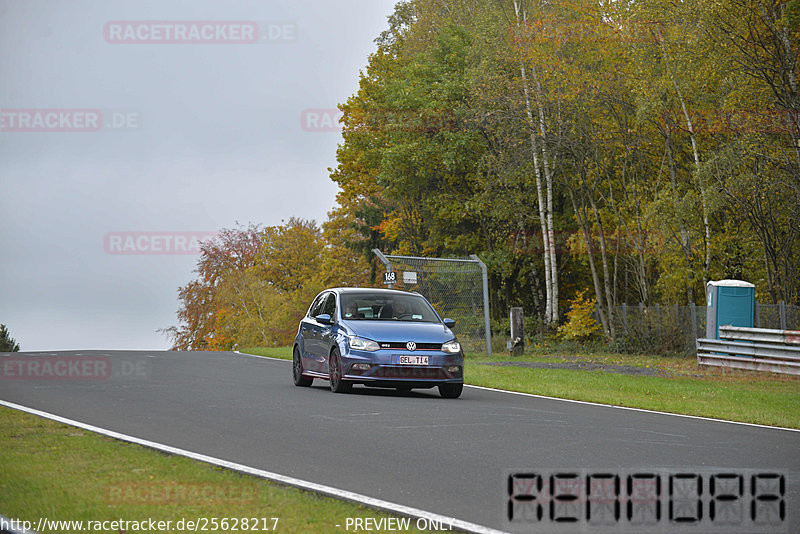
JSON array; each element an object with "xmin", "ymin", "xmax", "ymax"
[
  {"xmin": 443, "ymin": 318, "xmax": 456, "ymax": 328},
  {"xmin": 316, "ymin": 314, "xmax": 333, "ymax": 325}
]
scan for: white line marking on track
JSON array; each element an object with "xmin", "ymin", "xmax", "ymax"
[
  {"xmin": 0, "ymin": 399, "xmax": 505, "ymax": 534},
  {"xmin": 235, "ymin": 350, "xmax": 800, "ymax": 433},
  {"xmin": 234, "ymin": 350, "xmax": 288, "ymax": 362}
]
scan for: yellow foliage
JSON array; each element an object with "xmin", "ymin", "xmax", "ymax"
[{"xmin": 557, "ymin": 290, "xmax": 600, "ymax": 340}]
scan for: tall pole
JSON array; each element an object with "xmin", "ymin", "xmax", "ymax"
[
  {"xmin": 372, "ymin": 249, "xmax": 394, "ymax": 289},
  {"xmin": 471, "ymin": 254, "xmax": 492, "ymax": 357}
]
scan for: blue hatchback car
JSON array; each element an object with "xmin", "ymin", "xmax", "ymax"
[{"xmin": 293, "ymin": 288, "xmax": 464, "ymax": 398}]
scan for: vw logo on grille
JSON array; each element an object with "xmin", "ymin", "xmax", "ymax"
[{"xmin": 406, "ymin": 341, "xmax": 416, "ymax": 351}]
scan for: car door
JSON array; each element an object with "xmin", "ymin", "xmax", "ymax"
[
  {"xmin": 301, "ymin": 292, "xmax": 327, "ymax": 372},
  {"xmin": 319, "ymin": 292, "xmax": 338, "ymax": 373}
]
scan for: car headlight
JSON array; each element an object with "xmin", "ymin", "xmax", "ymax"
[
  {"xmin": 348, "ymin": 336, "xmax": 380, "ymax": 352},
  {"xmin": 441, "ymin": 340, "xmax": 461, "ymax": 354}
]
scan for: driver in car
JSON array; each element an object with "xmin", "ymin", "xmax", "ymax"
[{"xmin": 394, "ymin": 300, "xmax": 411, "ymax": 319}]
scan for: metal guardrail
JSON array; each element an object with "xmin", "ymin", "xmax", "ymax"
[{"xmin": 696, "ymin": 326, "xmax": 800, "ymax": 375}]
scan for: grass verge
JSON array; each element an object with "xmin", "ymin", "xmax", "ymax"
[
  {"xmin": 466, "ymin": 365, "xmax": 800, "ymax": 428},
  {"xmin": 240, "ymin": 347, "xmax": 292, "ymax": 360},
  {"xmin": 240, "ymin": 346, "xmax": 800, "ymax": 429},
  {"xmin": 0, "ymin": 406, "xmax": 426, "ymax": 533}
]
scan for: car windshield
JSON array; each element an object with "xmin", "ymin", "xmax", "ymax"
[{"xmin": 339, "ymin": 293, "xmax": 440, "ymax": 323}]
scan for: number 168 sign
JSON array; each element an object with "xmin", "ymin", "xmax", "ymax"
[{"xmin": 383, "ymin": 271, "xmax": 397, "ymax": 284}]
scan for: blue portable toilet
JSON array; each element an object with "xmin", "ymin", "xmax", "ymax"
[{"xmin": 706, "ymin": 280, "xmax": 755, "ymax": 340}]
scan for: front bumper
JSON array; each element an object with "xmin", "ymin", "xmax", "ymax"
[{"xmin": 341, "ymin": 348, "xmax": 464, "ymax": 385}]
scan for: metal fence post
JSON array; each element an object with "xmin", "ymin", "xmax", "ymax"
[
  {"xmin": 755, "ymin": 301, "xmax": 760, "ymax": 328},
  {"xmin": 372, "ymin": 249, "xmax": 393, "ymax": 289},
  {"xmin": 780, "ymin": 300, "xmax": 787, "ymax": 330},
  {"xmin": 470, "ymin": 254, "xmax": 492, "ymax": 357},
  {"xmin": 690, "ymin": 302, "xmax": 698, "ymax": 339}
]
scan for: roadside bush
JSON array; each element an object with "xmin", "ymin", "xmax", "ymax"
[{"xmin": 557, "ymin": 290, "xmax": 600, "ymax": 340}]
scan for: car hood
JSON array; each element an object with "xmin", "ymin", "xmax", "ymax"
[{"xmin": 342, "ymin": 320, "xmax": 455, "ymax": 343}]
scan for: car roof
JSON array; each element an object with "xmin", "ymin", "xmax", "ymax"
[{"xmin": 328, "ymin": 287, "xmax": 421, "ymax": 297}]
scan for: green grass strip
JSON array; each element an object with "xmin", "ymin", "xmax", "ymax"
[
  {"xmin": 465, "ymin": 365, "xmax": 800, "ymax": 429},
  {"xmin": 0, "ymin": 406, "xmax": 427, "ymax": 533}
]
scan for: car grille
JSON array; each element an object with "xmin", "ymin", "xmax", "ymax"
[
  {"xmin": 372, "ymin": 366, "xmax": 448, "ymax": 379},
  {"xmin": 378, "ymin": 342, "xmax": 442, "ymax": 350}
]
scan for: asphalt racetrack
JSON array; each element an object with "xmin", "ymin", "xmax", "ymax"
[{"xmin": 1, "ymin": 350, "xmax": 798, "ymax": 533}]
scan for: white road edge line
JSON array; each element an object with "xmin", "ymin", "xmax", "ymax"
[
  {"xmin": 235, "ymin": 350, "xmax": 799, "ymax": 433},
  {"xmin": 0, "ymin": 399, "xmax": 506, "ymax": 534},
  {"xmin": 233, "ymin": 350, "xmax": 287, "ymax": 362}
]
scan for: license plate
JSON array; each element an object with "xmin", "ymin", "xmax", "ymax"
[{"xmin": 396, "ymin": 355, "xmax": 429, "ymax": 365}]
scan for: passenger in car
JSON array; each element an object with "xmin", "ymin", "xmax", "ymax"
[{"xmin": 345, "ymin": 304, "xmax": 365, "ymax": 319}]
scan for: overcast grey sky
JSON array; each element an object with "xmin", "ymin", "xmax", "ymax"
[{"xmin": 0, "ymin": 0, "xmax": 398, "ymax": 350}]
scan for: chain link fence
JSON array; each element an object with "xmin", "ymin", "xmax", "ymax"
[
  {"xmin": 602, "ymin": 302, "xmax": 799, "ymax": 355},
  {"xmin": 755, "ymin": 302, "xmax": 800, "ymax": 331},
  {"xmin": 373, "ymin": 250, "xmax": 491, "ymax": 356},
  {"xmin": 607, "ymin": 304, "xmax": 706, "ymax": 354}
]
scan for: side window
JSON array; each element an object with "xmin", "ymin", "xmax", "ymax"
[
  {"xmin": 309, "ymin": 293, "xmax": 327, "ymax": 317},
  {"xmin": 322, "ymin": 293, "xmax": 337, "ymax": 318}
]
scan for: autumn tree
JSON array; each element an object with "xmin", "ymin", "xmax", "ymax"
[
  {"xmin": 0, "ymin": 324, "xmax": 20, "ymax": 352},
  {"xmin": 161, "ymin": 224, "xmax": 262, "ymax": 350},
  {"xmin": 164, "ymin": 219, "xmax": 372, "ymax": 350}
]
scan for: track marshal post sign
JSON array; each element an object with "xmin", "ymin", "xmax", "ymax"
[{"xmin": 382, "ymin": 271, "xmax": 396, "ymax": 288}]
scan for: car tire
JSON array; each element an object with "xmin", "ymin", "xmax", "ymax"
[
  {"xmin": 329, "ymin": 348, "xmax": 351, "ymax": 393},
  {"xmin": 293, "ymin": 346, "xmax": 313, "ymax": 387},
  {"xmin": 438, "ymin": 383, "xmax": 463, "ymax": 399}
]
